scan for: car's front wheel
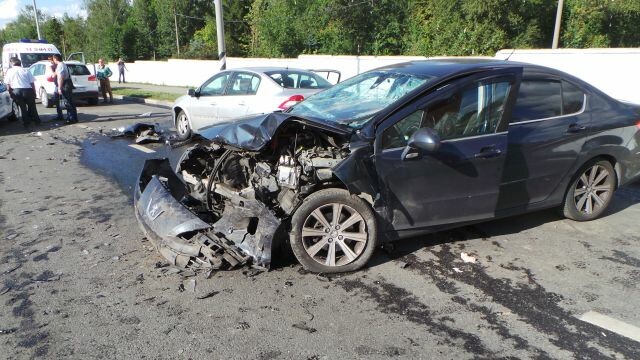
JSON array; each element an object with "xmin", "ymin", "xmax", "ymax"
[
  {"xmin": 175, "ymin": 110, "xmax": 192, "ymax": 140},
  {"xmin": 9, "ymin": 100, "xmax": 19, "ymax": 121},
  {"xmin": 562, "ymin": 159, "xmax": 616, "ymax": 221},
  {"xmin": 290, "ymin": 188, "xmax": 378, "ymax": 273},
  {"xmin": 40, "ymin": 88, "xmax": 52, "ymax": 108}
]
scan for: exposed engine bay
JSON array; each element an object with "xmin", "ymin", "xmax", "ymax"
[
  {"xmin": 178, "ymin": 124, "xmax": 349, "ymax": 219},
  {"xmin": 134, "ymin": 117, "xmax": 353, "ymax": 272}
]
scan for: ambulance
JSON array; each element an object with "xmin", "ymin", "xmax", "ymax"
[{"xmin": 1, "ymin": 39, "xmax": 61, "ymax": 76}]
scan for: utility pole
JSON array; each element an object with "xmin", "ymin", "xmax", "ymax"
[
  {"xmin": 32, "ymin": 0, "xmax": 42, "ymax": 40},
  {"xmin": 552, "ymin": 0, "xmax": 564, "ymax": 49},
  {"xmin": 214, "ymin": 0, "xmax": 226, "ymax": 70},
  {"xmin": 174, "ymin": 2, "xmax": 180, "ymax": 55}
]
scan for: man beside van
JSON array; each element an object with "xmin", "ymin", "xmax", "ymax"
[
  {"xmin": 5, "ymin": 57, "xmax": 40, "ymax": 129},
  {"xmin": 52, "ymin": 54, "xmax": 78, "ymax": 123}
]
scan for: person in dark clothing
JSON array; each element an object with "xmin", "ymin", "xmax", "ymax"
[
  {"xmin": 52, "ymin": 54, "xmax": 78, "ymax": 123},
  {"xmin": 5, "ymin": 57, "xmax": 40, "ymax": 128},
  {"xmin": 117, "ymin": 58, "xmax": 127, "ymax": 83}
]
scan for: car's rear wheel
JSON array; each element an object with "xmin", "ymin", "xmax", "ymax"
[
  {"xmin": 40, "ymin": 88, "xmax": 52, "ymax": 108},
  {"xmin": 290, "ymin": 188, "xmax": 377, "ymax": 273},
  {"xmin": 175, "ymin": 110, "xmax": 192, "ymax": 140},
  {"xmin": 562, "ymin": 159, "xmax": 616, "ymax": 221}
]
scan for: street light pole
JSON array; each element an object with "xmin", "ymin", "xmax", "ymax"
[
  {"xmin": 214, "ymin": 0, "xmax": 226, "ymax": 70},
  {"xmin": 32, "ymin": 0, "xmax": 42, "ymax": 40},
  {"xmin": 174, "ymin": 2, "xmax": 180, "ymax": 55},
  {"xmin": 552, "ymin": 0, "xmax": 564, "ymax": 49}
]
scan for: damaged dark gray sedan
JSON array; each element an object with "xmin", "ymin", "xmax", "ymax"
[{"xmin": 135, "ymin": 59, "xmax": 640, "ymax": 273}]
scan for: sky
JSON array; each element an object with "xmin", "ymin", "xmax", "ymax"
[{"xmin": 0, "ymin": 0, "xmax": 86, "ymax": 30}]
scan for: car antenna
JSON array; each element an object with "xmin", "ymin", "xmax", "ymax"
[{"xmin": 504, "ymin": 48, "xmax": 516, "ymax": 61}]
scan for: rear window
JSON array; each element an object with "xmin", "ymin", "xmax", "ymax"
[
  {"xmin": 67, "ymin": 64, "xmax": 91, "ymax": 76},
  {"xmin": 19, "ymin": 53, "xmax": 57, "ymax": 68},
  {"xmin": 265, "ymin": 71, "xmax": 332, "ymax": 89}
]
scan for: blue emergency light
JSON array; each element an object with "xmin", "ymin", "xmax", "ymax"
[{"xmin": 19, "ymin": 38, "xmax": 49, "ymax": 43}]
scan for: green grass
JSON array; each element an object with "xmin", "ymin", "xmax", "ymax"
[{"xmin": 111, "ymin": 88, "xmax": 180, "ymax": 102}]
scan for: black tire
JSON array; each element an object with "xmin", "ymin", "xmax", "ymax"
[
  {"xmin": 290, "ymin": 188, "xmax": 378, "ymax": 273},
  {"xmin": 562, "ymin": 159, "xmax": 616, "ymax": 221},
  {"xmin": 88, "ymin": 97, "xmax": 99, "ymax": 105},
  {"xmin": 175, "ymin": 110, "xmax": 192, "ymax": 140}
]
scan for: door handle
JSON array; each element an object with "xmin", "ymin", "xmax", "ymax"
[
  {"xmin": 238, "ymin": 102, "xmax": 246, "ymax": 106},
  {"xmin": 209, "ymin": 102, "xmax": 217, "ymax": 106},
  {"xmin": 474, "ymin": 146, "xmax": 502, "ymax": 159},
  {"xmin": 567, "ymin": 123, "xmax": 587, "ymax": 133}
]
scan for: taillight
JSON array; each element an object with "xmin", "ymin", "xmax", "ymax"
[
  {"xmin": 278, "ymin": 95, "xmax": 304, "ymax": 110},
  {"xmin": 636, "ymin": 120, "xmax": 640, "ymax": 129},
  {"xmin": 46, "ymin": 77, "xmax": 55, "ymax": 82},
  {"xmin": 88, "ymin": 75, "xmax": 96, "ymax": 81}
]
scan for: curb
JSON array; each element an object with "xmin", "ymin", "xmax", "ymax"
[{"xmin": 112, "ymin": 94, "xmax": 174, "ymax": 108}]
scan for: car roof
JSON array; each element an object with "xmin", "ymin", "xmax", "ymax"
[
  {"xmin": 373, "ymin": 58, "xmax": 530, "ymax": 77},
  {"xmin": 228, "ymin": 67, "xmax": 320, "ymax": 74},
  {"xmin": 31, "ymin": 60, "xmax": 86, "ymax": 66}
]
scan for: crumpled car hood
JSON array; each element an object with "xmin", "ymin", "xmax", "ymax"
[{"xmin": 196, "ymin": 112, "xmax": 353, "ymax": 151}]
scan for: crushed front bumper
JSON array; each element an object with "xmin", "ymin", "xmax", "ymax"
[{"xmin": 133, "ymin": 159, "xmax": 280, "ymax": 270}]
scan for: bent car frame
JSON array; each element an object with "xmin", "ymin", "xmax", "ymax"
[{"xmin": 135, "ymin": 59, "xmax": 640, "ymax": 273}]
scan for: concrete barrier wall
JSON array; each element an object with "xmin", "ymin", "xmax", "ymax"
[
  {"xmin": 102, "ymin": 55, "xmax": 427, "ymax": 88},
  {"xmin": 103, "ymin": 49, "xmax": 640, "ymax": 104},
  {"xmin": 495, "ymin": 48, "xmax": 640, "ymax": 104}
]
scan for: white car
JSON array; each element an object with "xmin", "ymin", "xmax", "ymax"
[
  {"xmin": 0, "ymin": 80, "xmax": 18, "ymax": 122},
  {"xmin": 29, "ymin": 60, "xmax": 100, "ymax": 107},
  {"xmin": 172, "ymin": 67, "xmax": 334, "ymax": 139}
]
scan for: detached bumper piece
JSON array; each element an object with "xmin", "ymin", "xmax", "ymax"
[{"xmin": 134, "ymin": 159, "xmax": 278, "ymax": 271}]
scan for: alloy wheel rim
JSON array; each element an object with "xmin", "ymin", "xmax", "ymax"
[
  {"xmin": 302, "ymin": 203, "xmax": 368, "ymax": 267},
  {"xmin": 573, "ymin": 164, "xmax": 613, "ymax": 214},
  {"xmin": 178, "ymin": 114, "xmax": 189, "ymax": 135},
  {"xmin": 41, "ymin": 89, "xmax": 48, "ymax": 107}
]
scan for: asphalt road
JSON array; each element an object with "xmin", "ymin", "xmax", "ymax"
[{"xmin": 1, "ymin": 101, "xmax": 639, "ymax": 359}]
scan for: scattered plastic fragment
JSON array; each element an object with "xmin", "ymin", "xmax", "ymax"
[
  {"xmin": 461, "ymin": 252, "xmax": 477, "ymax": 263},
  {"xmin": 196, "ymin": 290, "xmax": 219, "ymax": 299},
  {"xmin": 453, "ymin": 267, "xmax": 463, "ymax": 273}
]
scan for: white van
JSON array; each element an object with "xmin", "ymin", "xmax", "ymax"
[{"xmin": 1, "ymin": 39, "xmax": 61, "ymax": 76}]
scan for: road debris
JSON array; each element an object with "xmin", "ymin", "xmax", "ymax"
[
  {"xmin": 453, "ymin": 267, "xmax": 463, "ymax": 273},
  {"xmin": 398, "ymin": 261, "xmax": 411, "ymax": 269},
  {"xmin": 5, "ymin": 233, "xmax": 18, "ymax": 240},
  {"xmin": 292, "ymin": 321, "xmax": 317, "ymax": 334},
  {"xmin": 461, "ymin": 252, "xmax": 477, "ymax": 264},
  {"xmin": 185, "ymin": 279, "xmax": 196, "ymax": 292},
  {"xmin": 196, "ymin": 290, "xmax": 219, "ymax": 299},
  {"xmin": 108, "ymin": 122, "xmax": 165, "ymax": 144}
]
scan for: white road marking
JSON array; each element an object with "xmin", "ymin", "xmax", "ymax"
[
  {"xmin": 579, "ymin": 311, "xmax": 640, "ymax": 342},
  {"xmin": 128, "ymin": 144, "xmax": 156, "ymax": 154}
]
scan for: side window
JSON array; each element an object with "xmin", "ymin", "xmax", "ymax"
[
  {"xmin": 562, "ymin": 81, "xmax": 584, "ymax": 114},
  {"xmin": 200, "ymin": 72, "xmax": 231, "ymax": 96},
  {"xmin": 382, "ymin": 110, "xmax": 424, "ymax": 149},
  {"xmin": 228, "ymin": 73, "xmax": 260, "ymax": 95},
  {"xmin": 382, "ymin": 80, "xmax": 511, "ymax": 148},
  {"xmin": 511, "ymin": 80, "xmax": 562, "ymax": 122},
  {"xmin": 29, "ymin": 66, "xmax": 37, "ymax": 76}
]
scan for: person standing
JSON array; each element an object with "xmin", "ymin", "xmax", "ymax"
[
  {"xmin": 117, "ymin": 58, "xmax": 127, "ymax": 83},
  {"xmin": 96, "ymin": 58, "xmax": 113, "ymax": 103},
  {"xmin": 5, "ymin": 57, "xmax": 40, "ymax": 129},
  {"xmin": 52, "ymin": 54, "xmax": 78, "ymax": 123},
  {"xmin": 46, "ymin": 55, "xmax": 64, "ymax": 122}
]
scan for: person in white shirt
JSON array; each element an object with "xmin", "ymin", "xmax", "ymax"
[{"xmin": 5, "ymin": 57, "xmax": 40, "ymax": 128}]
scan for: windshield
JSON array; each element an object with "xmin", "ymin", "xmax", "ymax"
[
  {"xmin": 288, "ymin": 70, "xmax": 433, "ymax": 127},
  {"xmin": 19, "ymin": 53, "xmax": 57, "ymax": 68}
]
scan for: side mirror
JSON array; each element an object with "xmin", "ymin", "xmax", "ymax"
[
  {"xmin": 187, "ymin": 88, "xmax": 196, "ymax": 97},
  {"xmin": 401, "ymin": 128, "xmax": 441, "ymax": 160}
]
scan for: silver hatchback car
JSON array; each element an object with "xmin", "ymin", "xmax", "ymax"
[{"xmin": 172, "ymin": 67, "xmax": 334, "ymax": 139}]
